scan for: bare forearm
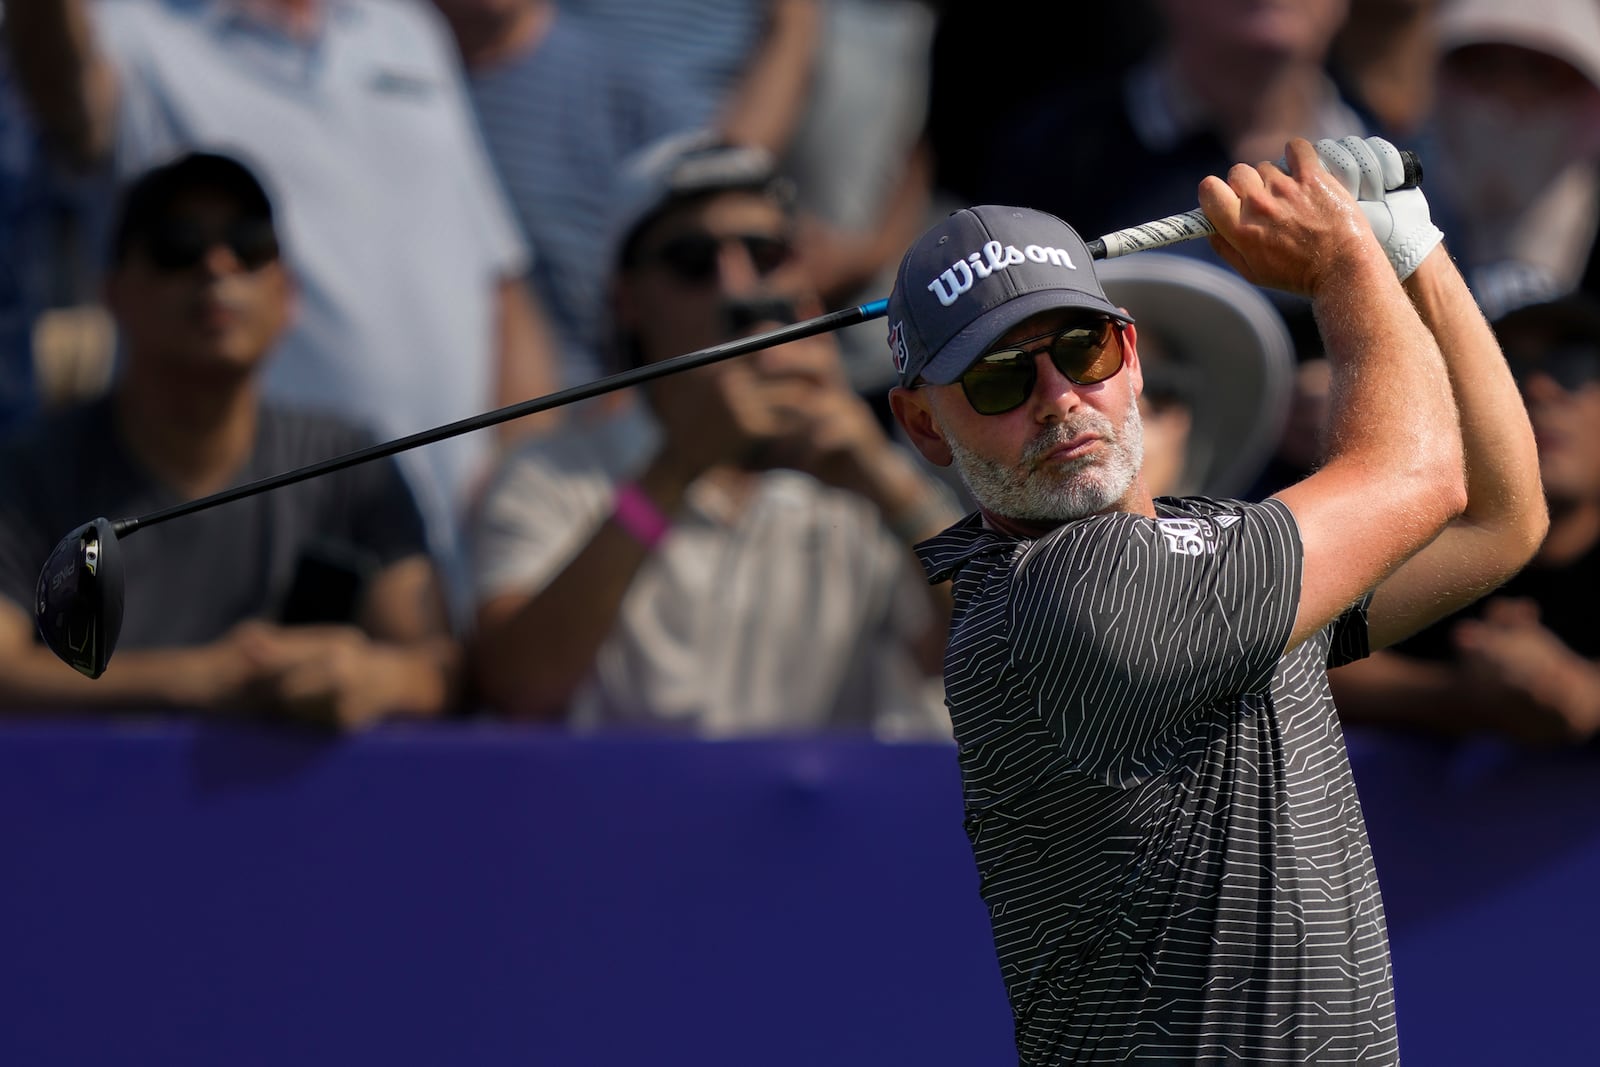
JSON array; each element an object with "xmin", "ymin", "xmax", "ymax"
[
  {"xmin": 0, "ymin": 646, "xmax": 217, "ymax": 713},
  {"xmin": 4, "ymin": 0, "xmax": 116, "ymax": 165},
  {"xmin": 1315, "ymin": 253, "xmax": 1463, "ymax": 495},
  {"xmin": 493, "ymin": 278, "xmax": 562, "ymax": 442},
  {"xmin": 473, "ymin": 453, "xmax": 699, "ymax": 718},
  {"xmin": 1405, "ymin": 253, "xmax": 1547, "ymax": 560},
  {"xmin": 717, "ymin": 0, "xmax": 821, "ymax": 153},
  {"xmin": 363, "ymin": 637, "xmax": 463, "ymax": 719}
]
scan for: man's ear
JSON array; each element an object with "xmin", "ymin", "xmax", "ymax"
[{"xmin": 888, "ymin": 386, "xmax": 953, "ymax": 467}]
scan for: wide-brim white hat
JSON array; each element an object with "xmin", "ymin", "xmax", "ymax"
[{"xmin": 1096, "ymin": 253, "xmax": 1295, "ymax": 498}]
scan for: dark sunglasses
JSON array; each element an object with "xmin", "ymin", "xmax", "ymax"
[
  {"xmin": 1509, "ymin": 344, "xmax": 1600, "ymax": 392},
  {"xmin": 641, "ymin": 231, "xmax": 793, "ymax": 283},
  {"xmin": 140, "ymin": 217, "xmax": 280, "ymax": 273},
  {"xmin": 949, "ymin": 316, "xmax": 1125, "ymax": 416}
]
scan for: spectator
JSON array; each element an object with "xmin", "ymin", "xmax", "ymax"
[
  {"xmin": 1331, "ymin": 0, "xmax": 1440, "ymax": 141},
  {"xmin": 777, "ymin": 0, "xmax": 939, "ymax": 398},
  {"xmin": 1094, "ymin": 252, "xmax": 1295, "ymax": 498},
  {"xmin": 557, "ymin": 0, "xmax": 821, "ymax": 157},
  {"xmin": 3, "ymin": 0, "xmax": 563, "ymax": 613},
  {"xmin": 1428, "ymin": 0, "xmax": 1600, "ymax": 320},
  {"xmin": 433, "ymin": 0, "xmax": 702, "ymax": 388},
  {"xmin": 973, "ymin": 0, "xmax": 1365, "ymax": 252},
  {"xmin": 469, "ymin": 133, "xmax": 957, "ymax": 736},
  {"xmin": 0, "ymin": 152, "xmax": 460, "ymax": 728},
  {"xmin": 1330, "ymin": 293, "xmax": 1600, "ymax": 744}
]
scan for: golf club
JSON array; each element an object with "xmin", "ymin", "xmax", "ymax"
[{"xmin": 35, "ymin": 147, "xmax": 1424, "ymax": 679}]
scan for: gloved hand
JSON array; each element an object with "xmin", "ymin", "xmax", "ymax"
[{"xmin": 1312, "ymin": 135, "xmax": 1443, "ymax": 281}]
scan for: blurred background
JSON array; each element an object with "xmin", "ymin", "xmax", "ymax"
[{"xmin": 1, "ymin": 1, "xmax": 1598, "ymax": 1063}]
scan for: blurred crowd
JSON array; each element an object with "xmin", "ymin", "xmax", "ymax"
[{"xmin": 0, "ymin": 0, "xmax": 1595, "ymax": 746}]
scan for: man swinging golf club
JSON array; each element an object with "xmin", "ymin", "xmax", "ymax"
[{"xmin": 883, "ymin": 136, "xmax": 1546, "ymax": 1063}]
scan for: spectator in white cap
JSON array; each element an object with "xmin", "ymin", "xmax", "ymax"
[
  {"xmin": 1427, "ymin": 0, "xmax": 1600, "ymax": 317},
  {"xmin": 467, "ymin": 131, "xmax": 958, "ymax": 736}
]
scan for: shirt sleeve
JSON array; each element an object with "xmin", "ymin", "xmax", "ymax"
[
  {"xmin": 468, "ymin": 438, "xmax": 613, "ymax": 605},
  {"xmin": 1325, "ymin": 592, "xmax": 1372, "ymax": 669},
  {"xmin": 1009, "ymin": 498, "xmax": 1302, "ymax": 748}
]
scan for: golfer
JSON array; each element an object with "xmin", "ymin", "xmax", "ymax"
[{"xmin": 885, "ymin": 137, "xmax": 1547, "ymax": 1063}]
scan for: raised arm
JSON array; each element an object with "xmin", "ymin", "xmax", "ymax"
[
  {"xmin": 1200, "ymin": 138, "xmax": 1467, "ymax": 651},
  {"xmin": 3, "ymin": 0, "xmax": 118, "ymax": 165},
  {"xmin": 1354, "ymin": 251, "xmax": 1547, "ymax": 647}
]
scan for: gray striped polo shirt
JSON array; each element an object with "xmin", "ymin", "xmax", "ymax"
[{"xmin": 917, "ymin": 497, "xmax": 1395, "ymax": 1065}]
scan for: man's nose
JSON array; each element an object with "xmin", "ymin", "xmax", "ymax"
[
  {"xmin": 715, "ymin": 240, "xmax": 763, "ymax": 293},
  {"xmin": 1028, "ymin": 350, "xmax": 1086, "ymax": 420},
  {"xmin": 198, "ymin": 240, "xmax": 244, "ymax": 277}
]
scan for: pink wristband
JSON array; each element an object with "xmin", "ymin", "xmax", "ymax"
[{"xmin": 612, "ymin": 482, "xmax": 672, "ymax": 551}]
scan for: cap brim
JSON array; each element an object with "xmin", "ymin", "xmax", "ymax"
[
  {"xmin": 918, "ymin": 289, "xmax": 1135, "ymax": 386},
  {"xmin": 1096, "ymin": 254, "xmax": 1294, "ymax": 497}
]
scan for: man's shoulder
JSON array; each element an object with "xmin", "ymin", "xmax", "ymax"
[{"xmin": 254, "ymin": 404, "xmax": 381, "ymax": 467}]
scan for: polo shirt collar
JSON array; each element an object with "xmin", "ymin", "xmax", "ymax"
[{"xmin": 914, "ymin": 512, "xmax": 1013, "ymax": 584}]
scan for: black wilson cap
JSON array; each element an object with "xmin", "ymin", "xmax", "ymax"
[{"xmin": 886, "ymin": 205, "xmax": 1133, "ymax": 389}]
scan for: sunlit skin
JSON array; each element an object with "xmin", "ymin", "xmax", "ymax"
[{"xmin": 890, "ymin": 308, "xmax": 1155, "ymax": 532}]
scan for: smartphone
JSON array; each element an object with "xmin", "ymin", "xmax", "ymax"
[{"xmin": 278, "ymin": 541, "xmax": 375, "ymax": 626}]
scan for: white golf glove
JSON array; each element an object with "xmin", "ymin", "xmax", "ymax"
[{"xmin": 1312, "ymin": 135, "xmax": 1443, "ymax": 280}]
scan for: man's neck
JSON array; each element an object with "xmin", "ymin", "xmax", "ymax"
[
  {"xmin": 445, "ymin": 2, "xmax": 554, "ymax": 71},
  {"xmin": 978, "ymin": 484, "xmax": 1156, "ymax": 540},
  {"xmin": 1536, "ymin": 498, "xmax": 1600, "ymax": 568},
  {"xmin": 233, "ymin": 0, "xmax": 324, "ymax": 38},
  {"xmin": 114, "ymin": 367, "xmax": 260, "ymax": 500}
]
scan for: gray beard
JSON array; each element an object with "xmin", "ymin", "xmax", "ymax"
[{"xmin": 945, "ymin": 402, "xmax": 1144, "ymax": 523}]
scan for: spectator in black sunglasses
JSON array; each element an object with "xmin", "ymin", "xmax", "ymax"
[
  {"xmin": 0, "ymin": 152, "xmax": 462, "ymax": 729},
  {"xmin": 1331, "ymin": 293, "xmax": 1600, "ymax": 744},
  {"xmin": 467, "ymin": 131, "xmax": 959, "ymax": 736}
]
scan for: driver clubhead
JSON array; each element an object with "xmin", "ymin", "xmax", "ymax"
[{"xmin": 35, "ymin": 517, "xmax": 125, "ymax": 679}]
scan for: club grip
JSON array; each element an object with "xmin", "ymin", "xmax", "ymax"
[
  {"xmin": 1088, "ymin": 147, "xmax": 1426, "ymax": 259},
  {"xmin": 1398, "ymin": 149, "xmax": 1423, "ymax": 190}
]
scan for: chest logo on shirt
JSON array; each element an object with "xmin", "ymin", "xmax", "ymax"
[
  {"xmin": 1156, "ymin": 513, "xmax": 1239, "ymax": 556},
  {"xmin": 370, "ymin": 69, "xmax": 438, "ymax": 99}
]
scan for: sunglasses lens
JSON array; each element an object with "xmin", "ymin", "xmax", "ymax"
[
  {"xmin": 656, "ymin": 236, "xmax": 719, "ymax": 281},
  {"xmin": 143, "ymin": 223, "xmax": 208, "ymax": 271},
  {"xmin": 229, "ymin": 221, "xmax": 280, "ymax": 270},
  {"xmin": 743, "ymin": 235, "xmax": 792, "ymax": 275},
  {"xmin": 142, "ymin": 218, "xmax": 279, "ymax": 272},
  {"xmin": 1510, "ymin": 347, "xmax": 1600, "ymax": 391},
  {"xmin": 1050, "ymin": 318, "xmax": 1122, "ymax": 384},
  {"xmin": 958, "ymin": 317, "xmax": 1120, "ymax": 416},
  {"xmin": 960, "ymin": 354, "xmax": 1034, "ymax": 416}
]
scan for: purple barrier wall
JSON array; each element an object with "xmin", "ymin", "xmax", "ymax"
[{"xmin": 0, "ymin": 721, "xmax": 1595, "ymax": 1066}]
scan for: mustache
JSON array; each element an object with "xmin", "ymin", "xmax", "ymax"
[{"xmin": 1020, "ymin": 412, "xmax": 1116, "ymax": 467}]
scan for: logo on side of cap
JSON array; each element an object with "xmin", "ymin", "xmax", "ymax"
[
  {"xmin": 888, "ymin": 321, "xmax": 911, "ymax": 375},
  {"xmin": 926, "ymin": 240, "xmax": 1082, "ymax": 307}
]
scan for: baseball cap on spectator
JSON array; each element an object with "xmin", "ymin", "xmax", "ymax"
[
  {"xmin": 110, "ymin": 150, "xmax": 279, "ymax": 266},
  {"xmin": 608, "ymin": 129, "xmax": 796, "ymax": 273},
  {"xmin": 885, "ymin": 205, "xmax": 1133, "ymax": 390},
  {"xmin": 1095, "ymin": 253, "xmax": 1294, "ymax": 497},
  {"xmin": 1437, "ymin": 0, "xmax": 1600, "ymax": 91},
  {"xmin": 1493, "ymin": 292, "xmax": 1600, "ymax": 390}
]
